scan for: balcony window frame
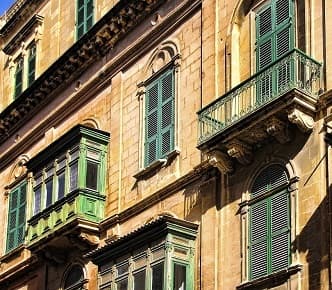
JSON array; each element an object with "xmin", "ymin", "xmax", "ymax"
[{"xmin": 76, "ymin": 0, "xmax": 94, "ymax": 40}]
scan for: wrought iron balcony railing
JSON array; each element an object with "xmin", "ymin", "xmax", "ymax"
[{"xmin": 198, "ymin": 49, "xmax": 322, "ymax": 146}]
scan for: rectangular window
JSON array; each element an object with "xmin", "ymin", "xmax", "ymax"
[
  {"xmin": 145, "ymin": 69, "xmax": 175, "ymax": 166},
  {"xmin": 70, "ymin": 162, "xmax": 78, "ymax": 191},
  {"xmin": 152, "ymin": 262, "xmax": 164, "ymax": 290},
  {"xmin": 57, "ymin": 171, "xmax": 66, "ymax": 200},
  {"xmin": 28, "ymin": 43, "xmax": 36, "ymax": 86},
  {"xmin": 6, "ymin": 182, "xmax": 27, "ymax": 252},
  {"xmin": 86, "ymin": 161, "xmax": 98, "ymax": 190},
  {"xmin": 249, "ymin": 190, "xmax": 290, "ymax": 279},
  {"xmin": 14, "ymin": 57, "xmax": 24, "ymax": 98},
  {"xmin": 133, "ymin": 270, "xmax": 146, "ymax": 290},
  {"xmin": 173, "ymin": 264, "xmax": 186, "ymax": 290},
  {"xmin": 76, "ymin": 0, "xmax": 94, "ymax": 39}
]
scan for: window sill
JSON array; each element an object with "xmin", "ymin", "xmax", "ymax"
[
  {"xmin": 133, "ymin": 149, "xmax": 180, "ymax": 180},
  {"xmin": 236, "ymin": 264, "xmax": 303, "ymax": 290},
  {"xmin": 0, "ymin": 244, "xmax": 25, "ymax": 263}
]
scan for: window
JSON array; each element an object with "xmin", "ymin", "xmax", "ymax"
[
  {"xmin": 76, "ymin": 0, "xmax": 94, "ymax": 39},
  {"xmin": 64, "ymin": 265, "xmax": 85, "ymax": 290},
  {"xmin": 255, "ymin": 0, "xmax": 294, "ymax": 103},
  {"xmin": 14, "ymin": 57, "xmax": 24, "ymax": 98},
  {"xmin": 6, "ymin": 182, "xmax": 27, "ymax": 252},
  {"xmin": 92, "ymin": 217, "xmax": 197, "ymax": 290},
  {"xmin": 28, "ymin": 43, "xmax": 36, "ymax": 86},
  {"xmin": 145, "ymin": 68, "xmax": 175, "ymax": 166},
  {"xmin": 249, "ymin": 164, "xmax": 290, "ymax": 280}
]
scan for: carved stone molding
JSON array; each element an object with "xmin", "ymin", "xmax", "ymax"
[
  {"xmin": 266, "ymin": 117, "xmax": 290, "ymax": 144},
  {"xmin": 226, "ymin": 140, "xmax": 253, "ymax": 165},
  {"xmin": 288, "ymin": 108, "xmax": 314, "ymax": 132},
  {"xmin": 207, "ymin": 149, "xmax": 233, "ymax": 174}
]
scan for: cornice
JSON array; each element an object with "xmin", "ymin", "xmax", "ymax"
[
  {"xmin": 0, "ymin": 0, "xmax": 45, "ymax": 37},
  {"xmin": 0, "ymin": 0, "xmax": 167, "ymax": 146},
  {"xmin": 2, "ymin": 14, "xmax": 44, "ymax": 55}
]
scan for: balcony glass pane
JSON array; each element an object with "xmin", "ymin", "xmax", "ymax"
[
  {"xmin": 70, "ymin": 162, "xmax": 78, "ymax": 192},
  {"xmin": 134, "ymin": 270, "xmax": 146, "ymax": 290},
  {"xmin": 173, "ymin": 264, "xmax": 186, "ymax": 290},
  {"xmin": 116, "ymin": 279, "xmax": 128, "ymax": 290},
  {"xmin": 57, "ymin": 171, "xmax": 65, "ymax": 200},
  {"xmin": 152, "ymin": 263, "xmax": 164, "ymax": 290},
  {"xmin": 86, "ymin": 161, "xmax": 98, "ymax": 190},
  {"xmin": 34, "ymin": 187, "xmax": 41, "ymax": 214},
  {"xmin": 46, "ymin": 179, "xmax": 53, "ymax": 207}
]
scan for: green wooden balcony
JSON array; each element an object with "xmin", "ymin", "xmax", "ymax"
[
  {"xmin": 198, "ymin": 49, "xmax": 322, "ymax": 147},
  {"xmin": 27, "ymin": 188, "xmax": 105, "ymax": 246},
  {"xmin": 25, "ymin": 125, "xmax": 110, "ymax": 253}
]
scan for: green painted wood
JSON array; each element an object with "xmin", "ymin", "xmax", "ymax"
[
  {"xmin": 27, "ymin": 43, "xmax": 36, "ymax": 86},
  {"xmin": 249, "ymin": 165, "xmax": 290, "ymax": 280},
  {"xmin": 6, "ymin": 182, "xmax": 27, "ymax": 252},
  {"xmin": 27, "ymin": 125, "xmax": 109, "ymax": 245},
  {"xmin": 145, "ymin": 68, "xmax": 175, "ymax": 166},
  {"xmin": 76, "ymin": 0, "xmax": 94, "ymax": 39},
  {"xmin": 14, "ymin": 57, "xmax": 24, "ymax": 98}
]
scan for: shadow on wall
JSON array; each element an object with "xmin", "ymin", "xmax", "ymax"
[{"xmin": 293, "ymin": 189, "xmax": 330, "ymax": 289}]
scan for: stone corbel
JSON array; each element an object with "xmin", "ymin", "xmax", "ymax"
[
  {"xmin": 207, "ymin": 149, "xmax": 233, "ymax": 174},
  {"xmin": 226, "ymin": 140, "xmax": 253, "ymax": 165},
  {"xmin": 288, "ymin": 108, "xmax": 314, "ymax": 133},
  {"xmin": 266, "ymin": 117, "xmax": 290, "ymax": 144}
]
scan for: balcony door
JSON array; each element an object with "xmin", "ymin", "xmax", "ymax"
[{"xmin": 255, "ymin": 0, "xmax": 294, "ymax": 105}]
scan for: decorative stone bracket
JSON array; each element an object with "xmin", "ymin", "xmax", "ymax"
[
  {"xmin": 288, "ymin": 108, "xmax": 314, "ymax": 132},
  {"xmin": 266, "ymin": 117, "xmax": 290, "ymax": 144},
  {"xmin": 207, "ymin": 149, "xmax": 233, "ymax": 174},
  {"xmin": 227, "ymin": 140, "xmax": 253, "ymax": 165}
]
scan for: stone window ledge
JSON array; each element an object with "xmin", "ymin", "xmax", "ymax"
[
  {"xmin": 236, "ymin": 264, "xmax": 303, "ymax": 290},
  {"xmin": 133, "ymin": 149, "xmax": 180, "ymax": 180}
]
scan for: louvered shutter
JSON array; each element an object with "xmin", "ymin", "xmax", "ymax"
[
  {"xmin": 6, "ymin": 183, "xmax": 27, "ymax": 252},
  {"xmin": 28, "ymin": 44, "xmax": 36, "ymax": 86},
  {"xmin": 145, "ymin": 69, "xmax": 175, "ymax": 166},
  {"xmin": 145, "ymin": 82, "xmax": 159, "ymax": 165},
  {"xmin": 251, "ymin": 164, "xmax": 288, "ymax": 198},
  {"xmin": 256, "ymin": 5, "xmax": 273, "ymax": 103},
  {"xmin": 250, "ymin": 201, "xmax": 268, "ymax": 279},
  {"xmin": 275, "ymin": 0, "xmax": 293, "ymax": 93},
  {"xmin": 14, "ymin": 58, "xmax": 23, "ymax": 98},
  {"xmin": 160, "ymin": 70, "xmax": 174, "ymax": 157},
  {"xmin": 271, "ymin": 191, "xmax": 290, "ymax": 272}
]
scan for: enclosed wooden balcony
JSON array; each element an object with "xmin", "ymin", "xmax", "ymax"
[
  {"xmin": 25, "ymin": 125, "xmax": 109, "ymax": 257},
  {"xmin": 197, "ymin": 49, "xmax": 322, "ymax": 173}
]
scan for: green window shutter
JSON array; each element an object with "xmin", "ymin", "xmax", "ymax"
[
  {"xmin": 145, "ymin": 82, "xmax": 159, "ymax": 165},
  {"xmin": 28, "ymin": 44, "xmax": 36, "ymax": 87},
  {"xmin": 86, "ymin": 0, "xmax": 94, "ymax": 31},
  {"xmin": 250, "ymin": 200, "xmax": 268, "ymax": 279},
  {"xmin": 6, "ymin": 183, "xmax": 27, "ymax": 252},
  {"xmin": 249, "ymin": 165, "xmax": 290, "ymax": 280},
  {"xmin": 145, "ymin": 69, "xmax": 175, "ymax": 166},
  {"xmin": 76, "ymin": 0, "xmax": 94, "ymax": 39},
  {"xmin": 270, "ymin": 191, "xmax": 290, "ymax": 272},
  {"xmin": 160, "ymin": 70, "xmax": 174, "ymax": 156},
  {"xmin": 14, "ymin": 57, "xmax": 24, "ymax": 98}
]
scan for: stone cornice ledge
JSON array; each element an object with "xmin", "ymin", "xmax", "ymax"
[
  {"xmin": 236, "ymin": 264, "xmax": 303, "ymax": 290},
  {"xmin": 0, "ymin": 0, "xmax": 167, "ymax": 145},
  {"xmin": 0, "ymin": 0, "xmax": 45, "ymax": 37},
  {"xmin": 3, "ymin": 14, "xmax": 44, "ymax": 55}
]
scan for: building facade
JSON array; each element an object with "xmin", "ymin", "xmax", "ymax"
[{"xmin": 0, "ymin": 0, "xmax": 331, "ymax": 289}]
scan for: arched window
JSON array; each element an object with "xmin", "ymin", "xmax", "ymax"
[
  {"xmin": 64, "ymin": 265, "xmax": 85, "ymax": 290},
  {"xmin": 249, "ymin": 164, "xmax": 290, "ymax": 280}
]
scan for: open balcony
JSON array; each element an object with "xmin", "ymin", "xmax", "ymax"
[{"xmin": 198, "ymin": 49, "xmax": 322, "ymax": 173}]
